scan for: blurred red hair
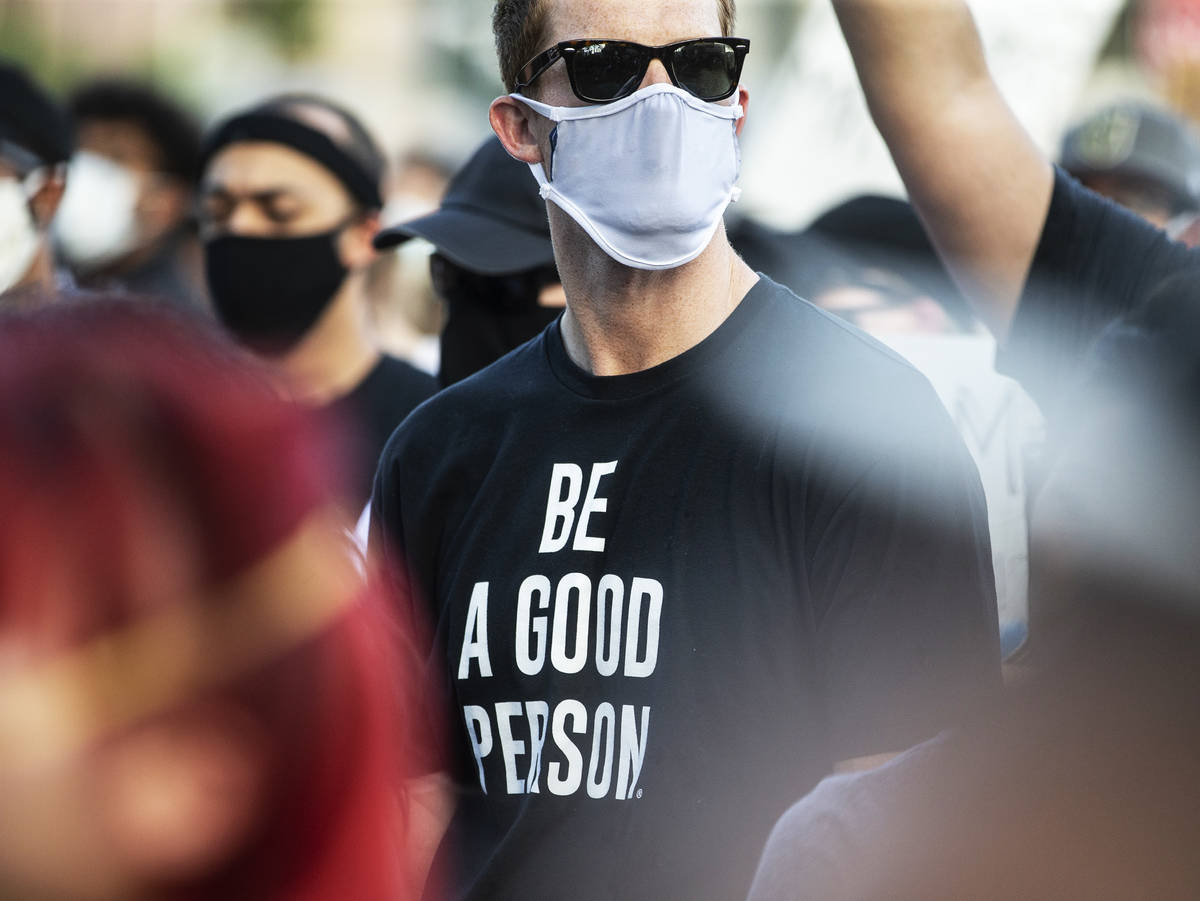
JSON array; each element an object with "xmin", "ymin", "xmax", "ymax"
[{"xmin": 0, "ymin": 300, "xmax": 418, "ymax": 899}]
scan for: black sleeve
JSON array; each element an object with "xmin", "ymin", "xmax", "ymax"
[
  {"xmin": 809, "ymin": 393, "xmax": 1002, "ymax": 761},
  {"xmin": 368, "ymin": 433, "xmax": 451, "ymax": 778},
  {"xmin": 998, "ymin": 167, "xmax": 1200, "ymax": 420}
]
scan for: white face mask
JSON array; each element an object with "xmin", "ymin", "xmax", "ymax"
[
  {"xmin": 0, "ymin": 174, "xmax": 43, "ymax": 295},
  {"xmin": 511, "ymin": 83, "xmax": 743, "ymax": 271},
  {"xmin": 53, "ymin": 151, "xmax": 142, "ymax": 269}
]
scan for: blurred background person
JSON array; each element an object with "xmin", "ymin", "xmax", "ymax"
[
  {"xmin": 366, "ymin": 148, "xmax": 455, "ymax": 374},
  {"xmin": 197, "ymin": 93, "xmax": 436, "ymax": 513},
  {"xmin": 790, "ymin": 196, "xmax": 1046, "ymax": 656},
  {"xmin": 0, "ymin": 299, "xmax": 417, "ymax": 900},
  {"xmin": 1059, "ymin": 100, "xmax": 1200, "ymax": 231},
  {"xmin": 797, "ymin": 195, "xmax": 976, "ymax": 333},
  {"xmin": 374, "ymin": 136, "xmax": 562, "ymax": 388},
  {"xmin": 0, "ymin": 59, "xmax": 71, "ymax": 304},
  {"xmin": 55, "ymin": 78, "xmax": 207, "ymax": 308}
]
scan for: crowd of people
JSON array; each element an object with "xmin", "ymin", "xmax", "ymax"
[{"xmin": 2, "ymin": 0, "xmax": 1200, "ymax": 898}]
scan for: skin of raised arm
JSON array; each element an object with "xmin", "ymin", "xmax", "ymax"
[{"xmin": 831, "ymin": 0, "xmax": 1055, "ymax": 340}]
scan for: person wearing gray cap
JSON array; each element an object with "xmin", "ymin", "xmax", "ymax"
[
  {"xmin": 0, "ymin": 61, "xmax": 72, "ymax": 303},
  {"xmin": 376, "ymin": 136, "xmax": 564, "ymax": 387},
  {"xmin": 1060, "ymin": 101, "xmax": 1200, "ymax": 230}
]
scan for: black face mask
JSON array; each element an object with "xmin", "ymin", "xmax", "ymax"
[
  {"xmin": 431, "ymin": 254, "xmax": 562, "ymax": 387},
  {"xmin": 204, "ymin": 228, "xmax": 349, "ymax": 355}
]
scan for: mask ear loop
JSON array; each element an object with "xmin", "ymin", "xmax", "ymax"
[{"xmin": 547, "ymin": 127, "xmax": 559, "ymax": 181}]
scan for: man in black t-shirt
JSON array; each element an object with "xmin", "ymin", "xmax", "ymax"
[
  {"xmin": 197, "ymin": 95, "xmax": 435, "ymax": 511},
  {"xmin": 831, "ymin": 0, "xmax": 1200, "ymax": 430},
  {"xmin": 831, "ymin": 2, "xmax": 1200, "ymax": 661},
  {"xmin": 371, "ymin": 2, "xmax": 1000, "ymax": 899}
]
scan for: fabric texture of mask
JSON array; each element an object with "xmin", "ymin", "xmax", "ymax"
[
  {"xmin": 205, "ymin": 229, "xmax": 349, "ymax": 355},
  {"xmin": 0, "ymin": 175, "xmax": 42, "ymax": 295},
  {"xmin": 53, "ymin": 151, "xmax": 142, "ymax": 269},
  {"xmin": 511, "ymin": 83, "xmax": 743, "ymax": 270},
  {"xmin": 435, "ymin": 261, "xmax": 562, "ymax": 387}
]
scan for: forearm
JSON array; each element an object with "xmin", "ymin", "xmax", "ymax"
[
  {"xmin": 831, "ymin": 0, "xmax": 1053, "ymax": 340},
  {"xmin": 833, "ymin": 0, "xmax": 988, "ymax": 133}
]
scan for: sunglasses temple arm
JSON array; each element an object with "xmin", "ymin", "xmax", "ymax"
[{"xmin": 516, "ymin": 47, "xmax": 564, "ymax": 93}]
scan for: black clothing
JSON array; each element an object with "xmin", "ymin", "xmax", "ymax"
[
  {"xmin": 999, "ymin": 167, "xmax": 1200, "ymax": 423},
  {"xmin": 372, "ymin": 276, "xmax": 1000, "ymax": 901},
  {"xmin": 327, "ymin": 354, "xmax": 434, "ymax": 511}
]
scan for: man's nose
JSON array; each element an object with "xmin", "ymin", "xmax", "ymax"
[
  {"xmin": 226, "ymin": 200, "xmax": 266, "ymax": 236},
  {"xmin": 639, "ymin": 57, "xmax": 672, "ymax": 90}
]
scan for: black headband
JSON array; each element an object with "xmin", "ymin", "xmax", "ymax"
[{"xmin": 199, "ymin": 112, "xmax": 383, "ymax": 209}]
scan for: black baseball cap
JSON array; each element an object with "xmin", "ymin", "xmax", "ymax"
[
  {"xmin": 1060, "ymin": 101, "xmax": 1200, "ymax": 213},
  {"xmin": 803, "ymin": 194, "xmax": 975, "ymax": 330},
  {"xmin": 0, "ymin": 61, "xmax": 73, "ymax": 167},
  {"xmin": 374, "ymin": 136, "xmax": 555, "ymax": 276}
]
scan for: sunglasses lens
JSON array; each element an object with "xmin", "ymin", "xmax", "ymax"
[
  {"xmin": 572, "ymin": 41, "xmax": 648, "ymax": 101},
  {"xmin": 672, "ymin": 41, "xmax": 740, "ymax": 100}
]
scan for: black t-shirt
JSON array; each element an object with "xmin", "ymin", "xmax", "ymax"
[
  {"xmin": 372, "ymin": 276, "xmax": 1000, "ymax": 901},
  {"xmin": 1000, "ymin": 167, "xmax": 1200, "ymax": 423},
  {"xmin": 327, "ymin": 354, "xmax": 435, "ymax": 510}
]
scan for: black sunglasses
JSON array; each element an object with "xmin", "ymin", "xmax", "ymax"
[{"xmin": 515, "ymin": 37, "xmax": 750, "ymax": 105}]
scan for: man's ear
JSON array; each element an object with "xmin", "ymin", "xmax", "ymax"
[
  {"xmin": 338, "ymin": 211, "xmax": 380, "ymax": 269},
  {"xmin": 490, "ymin": 96, "xmax": 546, "ymax": 166},
  {"xmin": 29, "ymin": 168, "xmax": 66, "ymax": 230},
  {"xmin": 735, "ymin": 85, "xmax": 750, "ymax": 138}
]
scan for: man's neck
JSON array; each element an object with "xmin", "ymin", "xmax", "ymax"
[
  {"xmin": 278, "ymin": 276, "xmax": 381, "ymax": 406},
  {"xmin": 555, "ymin": 220, "xmax": 759, "ymax": 376},
  {"xmin": 89, "ymin": 226, "xmax": 181, "ymax": 281}
]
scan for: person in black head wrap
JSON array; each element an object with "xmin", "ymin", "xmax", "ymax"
[{"xmin": 197, "ymin": 94, "xmax": 436, "ymax": 513}]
